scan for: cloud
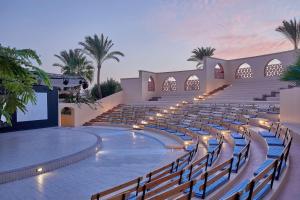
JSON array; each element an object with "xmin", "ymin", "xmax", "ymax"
[{"xmin": 146, "ymin": 0, "xmax": 300, "ymax": 58}]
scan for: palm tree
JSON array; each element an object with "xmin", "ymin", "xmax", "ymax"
[
  {"xmin": 276, "ymin": 18, "xmax": 300, "ymax": 50},
  {"xmin": 79, "ymin": 34, "xmax": 124, "ymax": 98},
  {"xmin": 53, "ymin": 49, "xmax": 94, "ymax": 82},
  {"xmin": 187, "ymin": 47, "xmax": 216, "ymax": 69}
]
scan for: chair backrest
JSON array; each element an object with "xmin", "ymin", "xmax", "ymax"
[
  {"xmin": 90, "ymin": 176, "xmax": 143, "ymax": 200},
  {"xmin": 147, "ymin": 180, "xmax": 196, "ymax": 200},
  {"xmin": 234, "ymin": 141, "xmax": 251, "ymax": 173},
  {"xmin": 135, "ymin": 170, "xmax": 185, "ymax": 200},
  {"xmin": 198, "ymin": 158, "xmax": 234, "ymax": 198}
]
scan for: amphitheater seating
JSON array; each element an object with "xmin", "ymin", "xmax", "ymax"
[{"xmin": 87, "ymin": 101, "xmax": 292, "ymax": 200}]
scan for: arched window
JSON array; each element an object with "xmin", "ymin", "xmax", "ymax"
[
  {"xmin": 235, "ymin": 63, "xmax": 253, "ymax": 79},
  {"xmin": 162, "ymin": 77, "xmax": 176, "ymax": 91},
  {"xmin": 185, "ymin": 75, "xmax": 200, "ymax": 91},
  {"xmin": 265, "ymin": 59, "xmax": 284, "ymax": 77},
  {"xmin": 214, "ymin": 64, "xmax": 224, "ymax": 79},
  {"xmin": 148, "ymin": 76, "xmax": 155, "ymax": 91}
]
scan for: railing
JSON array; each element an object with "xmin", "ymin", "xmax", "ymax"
[
  {"xmin": 148, "ymin": 180, "xmax": 196, "ymax": 200},
  {"xmin": 233, "ymin": 141, "xmax": 251, "ymax": 173},
  {"xmin": 195, "ymin": 158, "xmax": 233, "ymax": 198},
  {"xmin": 90, "ymin": 176, "xmax": 143, "ymax": 200},
  {"xmin": 225, "ymin": 159, "xmax": 278, "ymax": 200}
]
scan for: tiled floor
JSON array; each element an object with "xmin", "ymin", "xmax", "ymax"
[
  {"xmin": 0, "ymin": 126, "xmax": 184, "ymax": 200},
  {"xmin": 0, "ymin": 127, "xmax": 96, "ymax": 172}
]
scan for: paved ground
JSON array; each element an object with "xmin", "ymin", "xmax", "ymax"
[
  {"xmin": 276, "ymin": 124, "xmax": 300, "ymax": 199},
  {"xmin": 0, "ymin": 126, "xmax": 184, "ymax": 200},
  {"xmin": 0, "ymin": 127, "xmax": 96, "ymax": 172}
]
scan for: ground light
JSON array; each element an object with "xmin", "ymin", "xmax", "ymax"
[
  {"xmin": 132, "ymin": 124, "xmax": 143, "ymax": 130},
  {"xmin": 36, "ymin": 167, "xmax": 43, "ymax": 173},
  {"xmin": 156, "ymin": 113, "xmax": 163, "ymax": 117}
]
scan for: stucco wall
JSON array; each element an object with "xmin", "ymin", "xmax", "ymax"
[
  {"xmin": 120, "ymin": 78, "xmax": 142, "ymax": 103},
  {"xmin": 154, "ymin": 69, "xmax": 206, "ymax": 96},
  {"xmin": 140, "ymin": 71, "xmax": 158, "ymax": 100},
  {"xmin": 120, "ymin": 50, "xmax": 299, "ymax": 104},
  {"xmin": 280, "ymin": 87, "xmax": 300, "ymax": 125},
  {"xmin": 204, "ymin": 57, "xmax": 229, "ymax": 92},
  {"xmin": 227, "ymin": 50, "xmax": 297, "ymax": 82},
  {"xmin": 59, "ymin": 91, "xmax": 124, "ymax": 126}
]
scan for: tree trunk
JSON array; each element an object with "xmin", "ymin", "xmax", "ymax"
[{"xmin": 97, "ymin": 65, "xmax": 102, "ymax": 99}]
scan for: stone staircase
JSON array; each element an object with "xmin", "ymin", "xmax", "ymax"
[{"xmin": 206, "ymin": 79, "xmax": 291, "ymax": 102}]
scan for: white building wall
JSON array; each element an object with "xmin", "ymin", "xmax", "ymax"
[
  {"xmin": 120, "ymin": 50, "xmax": 299, "ymax": 104},
  {"xmin": 120, "ymin": 78, "xmax": 142, "ymax": 103},
  {"xmin": 204, "ymin": 57, "xmax": 229, "ymax": 92},
  {"xmin": 227, "ymin": 50, "xmax": 297, "ymax": 81}
]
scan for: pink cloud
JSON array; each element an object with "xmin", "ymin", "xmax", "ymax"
[{"xmin": 146, "ymin": 0, "xmax": 300, "ymax": 58}]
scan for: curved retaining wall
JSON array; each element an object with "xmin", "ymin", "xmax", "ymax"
[{"xmin": 0, "ymin": 133, "xmax": 102, "ymax": 184}]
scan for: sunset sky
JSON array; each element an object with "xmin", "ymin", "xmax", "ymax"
[{"xmin": 1, "ymin": 0, "xmax": 300, "ymax": 83}]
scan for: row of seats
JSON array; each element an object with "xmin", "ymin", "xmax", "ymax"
[
  {"xmin": 222, "ymin": 122, "xmax": 292, "ymax": 200},
  {"xmin": 88, "ymin": 101, "xmax": 291, "ymax": 199},
  {"xmin": 90, "ymin": 103, "xmax": 257, "ymax": 199}
]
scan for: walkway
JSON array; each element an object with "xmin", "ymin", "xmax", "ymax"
[{"xmin": 276, "ymin": 124, "xmax": 300, "ymax": 199}]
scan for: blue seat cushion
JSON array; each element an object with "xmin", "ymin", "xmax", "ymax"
[
  {"xmin": 253, "ymin": 183, "xmax": 271, "ymax": 200},
  {"xmin": 223, "ymin": 119, "xmax": 234, "ymax": 122},
  {"xmin": 185, "ymin": 144, "xmax": 196, "ymax": 152},
  {"xmin": 259, "ymin": 130, "xmax": 276, "ymax": 138},
  {"xmin": 160, "ymin": 127, "xmax": 167, "ymax": 130},
  {"xmin": 173, "ymin": 132, "xmax": 185, "ymax": 136},
  {"xmin": 208, "ymin": 139, "xmax": 219, "ymax": 146},
  {"xmin": 221, "ymin": 179, "xmax": 249, "ymax": 200},
  {"xmin": 215, "ymin": 126, "xmax": 227, "ymax": 131},
  {"xmin": 193, "ymin": 176, "xmax": 229, "ymax": 198},
  {"xmin": 208, "ymin": 145, "xmax": 218, "ymax": 153},
  {"xmin": 254, "ymin": 159, "xmax": 274, "ymax": 176},
  {"xmin": 188, "ymin": 127, "xmax": 201, "ymax": 131},
  {"xmin": 179, "ymin": 124, "xmax": 189, "ymax": 128},
  {"xmin": 181, "ymin": 168, "xmax": 204, "ymax": 183},
  {"xmin": 165, "ymin": 129, "xmax": 177, "ymax": 133},
  {"xmin": 265, "ymin": 137, "xmax": 284, "ymax": 146},
  {"xmin": 207, "ymin": 123, "xmax": 219, "ymax": 127},
  {"xmin": 232, "ymin": 156, "xmax": 246, "ymax": 172},
  {"xmin": 267, "ymin": 146, "xmax": 284, "ymax": 159},
  {"xmin": 239, "ymin": 183, "xmax": 271, "ymax": 200},
  {"xmin": 180, "ymin": 135, "xmax": 193, "ymax": 141},
  {"xmin": 145, "ymin": 124, "xmax": 157, "ymax": 128},
  {"xmin": 231, "ymin": 121, "xmax": 245, "ymax": 125},
  {"xmin": 231, "ymin": 132, "xmax": 243, "ymax": 139},
  {"xmin": 195, "ymin": 130, "xmax": 209, "ymax": 135},
  {"xmin": 233, "ymin": 145, "xmax": 244, "ymax": 155},
  {"xmin": 234, "ymin": 139, "xmax": 247, "ymax": 146}
]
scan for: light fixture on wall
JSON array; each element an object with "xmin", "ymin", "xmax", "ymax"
[
  {"xmin": 63, "ymin": 78, "xmax": 69, "ymax": 85},
  {"xmin": 82, "ymin": 81, "xmax": 89, "ymax": 89}
]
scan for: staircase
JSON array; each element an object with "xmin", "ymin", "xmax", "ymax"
[
  {"xmin": 206, "ymin": 79, "xmax": 291, "ymax": 103},
  {"xmin": 83, "ymin": 104, "xmax": 124, "ymax": 126}
]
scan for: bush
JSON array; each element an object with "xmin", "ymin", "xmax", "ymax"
[
  {"xmin": 91, "ymin": 78, "xmax": 122, "ymax": 99},
  {"xmin": 281, "ymin": 56, "xmax": 300, "ymax": 86}
]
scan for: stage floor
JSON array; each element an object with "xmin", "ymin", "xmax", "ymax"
[
  {"xmin": 0, "ymin": 126, "xmax": 187, "ymax": 200},
  {"xmin": 0, "ymin": 127, "xmax": 96, "ymax": 172}
]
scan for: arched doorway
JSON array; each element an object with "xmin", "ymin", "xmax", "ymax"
[
  {"xmin": 60, "ymin": 107, "xmax": 75, "ymax": 127},
  {"xmin": 214, "ymin": 64, "xmax": 224, "ymax": 79},
  {"xmin": 148, "ymin": 76, "xmax": 155, "ymax": 91}
]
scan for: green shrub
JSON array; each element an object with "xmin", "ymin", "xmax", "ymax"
[
  {"xmin": 281, "ymin": 55, "xmax": 300, "ymax": 86},
  {"xmin": 91, "ymin": 78, "xmax": 122, "ymax": 99}
]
